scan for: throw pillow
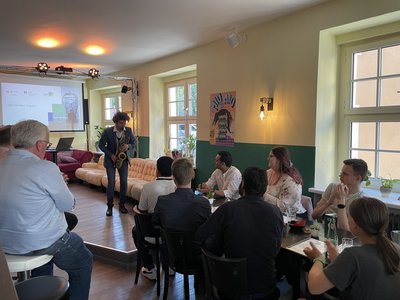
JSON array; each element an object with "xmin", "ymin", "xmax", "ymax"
[{"xmin": 59, "ymin": 156, "xmax": 78, "ymax": 163}]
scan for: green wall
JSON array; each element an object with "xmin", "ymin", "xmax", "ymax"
[
  {"xmin": 138, "ymin": 136, "xmax": 150, "ymax": 158},
  {"xmin": 138, "ymin": 137, "xmax": 315, "ymax": 195},
  {"xmin": 196, "ymin": 141, "xmax": 315, "ymax": 196}
]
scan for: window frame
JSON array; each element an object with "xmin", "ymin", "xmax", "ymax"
[
  {"xmin": 165, "ymin": 77, "xmax": 197, "ymax": 155},
  {"xmin": 338, "ymin": 34, "xmax": 400, "ymax": 181},
  {"xmin": 102, "ymin": 92, "xmax": 122, "ymax": 127}
]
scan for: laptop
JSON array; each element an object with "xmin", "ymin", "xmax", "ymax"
[{"xmin": 55, "ymin": 137, "xmax": 74, "ymax": 151}]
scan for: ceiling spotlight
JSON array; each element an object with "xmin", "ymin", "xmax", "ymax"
[
  {"xmin": 36, "ymin": 62, "xmax": 50, "ymax": 74},
  {"xmin": 88, "ymin": 68, "xmax": 99, "ymax": 78},
  {"xmin": 121, "ymin": 85, "xmax": 132, "ymax": 93}
]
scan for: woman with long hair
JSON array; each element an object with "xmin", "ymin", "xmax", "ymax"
[
  {"xmin": 263, "ymin": 146, "xmax": 305, "ymax": 215},
  {"xmin": 304, "ymin": 197, "xmax": 400, "ymax": 299}
]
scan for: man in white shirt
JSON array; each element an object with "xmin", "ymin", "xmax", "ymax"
[
  {"xmin": 198, "ymin": 151, "xmax": 242, "ymax": 200},
  {"xmin": 312, "ymin": 158, "xmax": 368, "ymax": 230},
  {"xmin": 132, "ymin": 156, "xmax": 176, "ymax": 280}
]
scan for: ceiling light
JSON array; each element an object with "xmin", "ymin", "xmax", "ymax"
[
  {"xmin": 88, "ymin": 68, "xmax": 99, "ymax": 78},
  {"xmin": 37, "ymin": 38, "xmax": 59, "ymax": 48},
  {"xmin": 36, "ymin": 62, "xmax": 50, "ymax": 74},
  {"xmin": 85, "ymin": 45, "xmax": 105, "ymax": 55}
]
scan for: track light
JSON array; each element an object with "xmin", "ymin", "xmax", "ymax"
[
  {"xmin": 121, "ymin": 85, "xmax": 132, "ymax": 93},
  {"xmin": 36, "ymin": 62, "xmax": 50, "ymax": 74},
  {"xmin": 88, "ymin": 68, "xmax": 99, "ymax": 78},
  {"xmin": 55, "ymin": 66, "xmax": 73, "ymax": 74}
]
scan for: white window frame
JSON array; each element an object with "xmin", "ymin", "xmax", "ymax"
[
  {"xmin": 338, "ymin": 34, "xmax": 400, "ymax": 184},
  {"xmin": 165, "ymin": 78, "xmax": 197, "ymax": 155},
  {"xmin": 103, "ymin": 93, "xmax": 122, "ymax": 127}
]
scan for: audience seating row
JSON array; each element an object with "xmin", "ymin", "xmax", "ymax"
[{"xmin": 75, "ymin": 156, "xmax": 157, "ymax": 200}]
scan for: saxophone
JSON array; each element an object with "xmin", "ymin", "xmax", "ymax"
[{"xmin": 115, "ymin": 131, "xmax": 127, "ymax": 169}]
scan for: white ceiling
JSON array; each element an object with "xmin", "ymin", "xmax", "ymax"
[{"xmin": 0, "ymin": 0, "xmax": 328, "ymax": 75}]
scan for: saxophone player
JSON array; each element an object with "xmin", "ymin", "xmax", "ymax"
[{"xmin": 99, "ymin": 111, "xmax": 136, "ymax": 216}]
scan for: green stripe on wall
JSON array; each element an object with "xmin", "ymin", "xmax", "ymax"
[
  {"xmin": 196, "ymin": 141, "xmax": 315, "ymax": 196},
  {"xmin": 138, "ymin": 136, "xmax": 149, "ymax": 158}
]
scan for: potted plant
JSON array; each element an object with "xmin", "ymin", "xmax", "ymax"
[
  {"xmin": 94, "ymin": 125, "xmax": 104, "ymax": 151},
  {"xmin": 182, "ymin": 134, "xmax": 196, "ymax": 159},
  {"xmin": 309, "ymin": 224, "xmax": 321, "ymax": 239},
  {"xmin": 379, "ymin": 178, "xmax": 399, "ymax": 197}
]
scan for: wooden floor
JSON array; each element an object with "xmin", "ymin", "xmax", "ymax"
[{"xmin": 54, "ymin": 182, "xmax": 202, "ymax": 300}]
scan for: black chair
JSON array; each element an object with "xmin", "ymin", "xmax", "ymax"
[
  {"xmin": 160, "ymin": 228, "xmax": 201, "ymax": 300},
  {"xmin": 133, "ymin": 212, "xmax": 162, "ymax": 296},
  {"xmin": 15, "ymin": 275, "xmax": 69, "ymax": 300},
  {"xmin": 201, "ymin": 248, "xmax": 247, "ymax": 300}
]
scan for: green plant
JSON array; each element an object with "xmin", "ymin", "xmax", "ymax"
[
  {"xmin": 182, "ymin": 134, "xmax": 196, "ymax": 157},
  {"xmin": 94, "ymin": 125, "xmax": 104, "ymax": 149},
  {"xmin": 364, "ymin": 170, "xmax": 372, "ymax": 187},
  {"xmin": 380, "ymin": 178, "xmax": 400, "ymax": 189},
  {"xmin": 309, "ymin": 224, "xmax": 321, "ymax": 231}
]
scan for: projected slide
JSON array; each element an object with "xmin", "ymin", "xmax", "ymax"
[{"xmin": 1, "ymin": 82, "xmax": 84, "ymax": 131}]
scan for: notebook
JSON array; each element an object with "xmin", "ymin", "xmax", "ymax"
[{"xmin": 55, "ymin": 137, "xmax": 74, "ymax": 151}]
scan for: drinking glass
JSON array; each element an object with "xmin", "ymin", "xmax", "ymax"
[
  {"xmin": 391, "ymin": 230, "xmax": 400, "ymax": 245},
  {"xmin": 341, "ymin": 238, "xmax": 353, "ymax": 250}
]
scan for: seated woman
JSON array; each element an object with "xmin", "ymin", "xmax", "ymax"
[
  {"xmin": 263, "ymin": 146, "xmax": 305, "ymax": 217},
  {"xmin": 304, "ymin": 197, "xmax": 400, "ymax": 299}
]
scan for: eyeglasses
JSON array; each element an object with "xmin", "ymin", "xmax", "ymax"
[{"xmin": 37, "ymin": 140, "xmax": 52, "ymax": 148}]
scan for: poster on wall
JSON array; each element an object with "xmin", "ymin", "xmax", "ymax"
[{"xmin": 209, "ymin": 91, "xmax": 236, "ymax": 147}]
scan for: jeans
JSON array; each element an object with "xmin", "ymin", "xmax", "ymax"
[
  {"xmin": 31, "ymin": 231, "xmax": 93, "ymax": 300},
  {"xmin": 106, "ymin": 161, "xmax": 128, "ymax": 206}
]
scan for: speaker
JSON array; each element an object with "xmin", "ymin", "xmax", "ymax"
[{"xmin": 83, "ymin": 99, "xmax": 89, "ymax": 125}]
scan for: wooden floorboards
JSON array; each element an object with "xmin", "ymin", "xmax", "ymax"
[{"xmin": 54, "ymin": 182, "xmax": 201, "ymax": 300}]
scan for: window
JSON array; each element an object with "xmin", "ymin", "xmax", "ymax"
[
  {"xmin": 103, "ymin": 94, "xmax": 122, "ymax": 125},
  {"xmin": 166, "ymin": 78, "xmax": 197, "ymax": 157},
  {"xmin": 340, "ymin": 38, "xmax": 400, "ymax": 179}
]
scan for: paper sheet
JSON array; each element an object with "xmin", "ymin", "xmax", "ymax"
[{"xmin": 287, "ymin": 238, "xmax": 326, "ymax": 256}]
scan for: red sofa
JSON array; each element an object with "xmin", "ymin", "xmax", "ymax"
[{"xmin": 45, "ymin": 149, "xmax": 93, "ymax": 180}]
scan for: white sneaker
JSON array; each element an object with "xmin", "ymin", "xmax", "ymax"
[
  {"xmin": 141, "ymin": 266, "xmax": 156, "ymax": 280},
  {"xmin": 168, "ymin": 267, "xmax": 176, "ymax": 276}
]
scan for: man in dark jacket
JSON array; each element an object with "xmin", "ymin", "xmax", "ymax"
[
  {"xmin": 196, "ymin": 167, "xmax": 284, "ymax": 300},
  {"xmin": 99, "ymin": 111, "xmax": 135, "ymax": 216}
]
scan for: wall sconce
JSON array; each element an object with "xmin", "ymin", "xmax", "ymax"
[{"xmin": 259, "ymin": 97, "xmax": 273, "ymax": 120}]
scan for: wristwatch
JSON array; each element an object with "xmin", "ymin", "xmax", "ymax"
[{"xmin": 337, "ymin": 204, "xmax": 346, "ymax": 209}]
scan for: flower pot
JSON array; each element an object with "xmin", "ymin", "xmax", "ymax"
[{"xmin": 380, "ymin": 186, "xmax": 392, "ymax": 197}]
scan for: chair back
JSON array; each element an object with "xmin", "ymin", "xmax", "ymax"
[
  {"xmin": 202, "ymin": 248, "xmax": 247, "ymax": 300},
  {"xmin": 160, "ymin": 228, "xmax": 199, "ymax": 274},
  {"xmin": 134, "ymin": 212, "xmax": 160, "ymax": 239}
]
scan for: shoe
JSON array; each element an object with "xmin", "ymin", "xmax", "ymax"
[
  {"xmin": 119, "ymin": 204, "xmax": 128, "ymax": 214},
  {"xmin": 106, "ymin": 207, "xmax": 113, "ymax": 216},
  {"xmin": 168, "ymin": 267, "xmax": 175, "ymax": 276},
  {"xmin": 141, "ymin": 266, "xmax": 156, "ymax": 280}
]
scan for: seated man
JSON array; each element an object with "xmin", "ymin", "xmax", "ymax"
[
  {"xmin": 132, "ymin": 156, "xmax": 175, "ymax": 280},
  {"xmin": 195, "ymin": 167, "xmax": 283, "ymax": 300},
  {"xmin": 0, "ymin": 120, "xmax": 93, "ymax": 300},
  {"xmin": 153, "ymin": 158, "xmax": 211, "ymax": 293},
  {"xmin": 198, "ymin": 150, "xmax": 242, "ymax": 200},
  {"xmin": 312, "ymin": 158, "xmax": 368, "ymax": 230}
]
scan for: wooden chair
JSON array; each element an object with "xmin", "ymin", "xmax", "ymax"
[
  {"xmin": 133, "ymin": 212, "xmax": 162, "ymax": 296},
  {"xmin": 201, "ymin": 248, "xmax": 247, "ymax": 300},
  {"xmin": 160, "ymin": 228, "xmax": 201, "ymax": 300}
]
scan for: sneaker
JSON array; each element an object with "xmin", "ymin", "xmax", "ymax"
[
  {"xmin": 119, "ymin": 204, "xmax": 128, "ymax": 214},
  {"xmin": 168, "ymin": 267, "xmax": 175, "ymax": 276},
  {"xmin": 141, "ymin": 266, "xmax": 156, "ymax": 280}
]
